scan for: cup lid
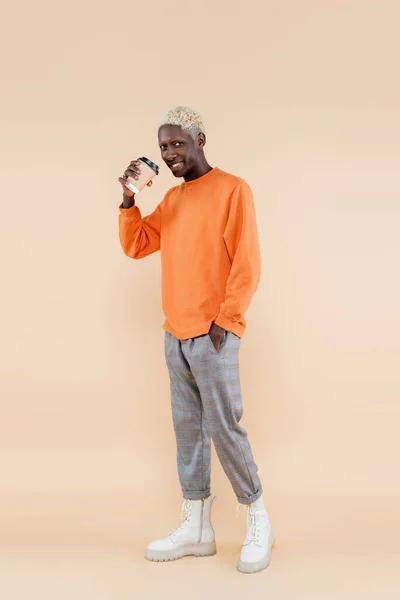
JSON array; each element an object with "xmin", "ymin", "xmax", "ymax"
[{"xmin": 139, "ymin": 157, "xmax": 159, "ymax": 174}]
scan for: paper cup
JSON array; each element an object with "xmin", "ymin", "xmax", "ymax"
[{"xmin": 125, "ymin": 157, "xmax": 159, "ymax": 194}]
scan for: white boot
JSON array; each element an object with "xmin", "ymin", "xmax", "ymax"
[
  {"xmin": 237, "ymin": 495, "xmax": 275, "ymax": 574},
  {"xmin": 145, "ymin": 496, "xmax": 217, "ymax": 562}
]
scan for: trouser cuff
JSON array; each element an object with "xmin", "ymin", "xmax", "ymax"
[
  {"xmin": 236, "ymin": 486, "xmax": 263, "ymax": 505},
  {"xmin": 183, "ymin": 489, "xmax": 211, "ymax": 500}
]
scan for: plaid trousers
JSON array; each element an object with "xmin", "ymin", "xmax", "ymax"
[{"xmin": 164, "ymin": 330, "xmax": 263, "ymax": 505}]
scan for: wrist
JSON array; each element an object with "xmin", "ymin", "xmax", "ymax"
[
  {"xmin": 122, "ymin": 196, "xmax": 135, "ymax": 209},
  {"xmin": 210, "ymin": 322, "xmax": 225, "ymax": 335}
]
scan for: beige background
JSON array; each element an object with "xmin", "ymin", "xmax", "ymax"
[{"xmin": 1, "ymin": 0, "xmax": 399, "ymax": 598}]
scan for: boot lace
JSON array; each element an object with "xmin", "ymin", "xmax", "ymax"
[
  {"xmin": 248, "ymin": 504, "xmax": 261, "ymax": 543},
  {"xmin": 168, "ymin": 499, "xmax": 192, "ymax": 538},
  {"xmin": 236, "ymin": 503, "xmax": 260, "ymax": 543}
]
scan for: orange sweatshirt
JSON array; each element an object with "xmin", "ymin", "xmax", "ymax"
[{"xmin": 118, "ymin": 167, "xmax": 261, "ymax": 339}]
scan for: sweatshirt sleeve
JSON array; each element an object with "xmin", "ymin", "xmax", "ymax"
[
  {"xmin": 214, "ymin": 181, "xmax": 261, "ymax": 332},
  {"xmin": 118, "ymin": 201, "xmax": 162, "ymax": 259}
]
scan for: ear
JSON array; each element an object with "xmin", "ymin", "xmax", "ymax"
[{"xmin": 197, "ymin": 132, "xmax": 206, "ymax": 149}]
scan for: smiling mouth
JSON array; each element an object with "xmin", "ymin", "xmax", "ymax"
[{"xmin": 169, "ymin": 161, "xmax": 183, "ymax": 170}]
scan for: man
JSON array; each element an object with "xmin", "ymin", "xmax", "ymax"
[{"xmin": 118, "ymin": 106, "xmax": 274, "ymax": 574}]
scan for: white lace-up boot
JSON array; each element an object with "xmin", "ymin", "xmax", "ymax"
[
  {"xmin": 145, "ymin": 496, "xmax": 217, "ymax": 562},
  {"xmin": 236, "ymin": 495, "xmax": 275, "ymax": 574}
]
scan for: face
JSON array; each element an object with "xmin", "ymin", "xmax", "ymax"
[{"xmin": 158, "ymin": 125, "xmax": 205, "ymax": 179}]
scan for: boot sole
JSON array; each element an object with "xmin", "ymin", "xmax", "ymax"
[
  {"xmin": 237, "ymin": 536, "xmax": 275, "ymax": 574},
  {"xmin": 145, "ymin": 541, "xmax": 217, "ymax": 562}
]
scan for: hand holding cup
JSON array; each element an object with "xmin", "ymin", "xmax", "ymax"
[{"xmin": 119, "ymin": 157, "xmax": 159, "ymax": 197}]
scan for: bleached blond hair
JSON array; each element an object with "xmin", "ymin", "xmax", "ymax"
[{"xmin": 158, "ymin": 106, "xmax": 205, "ymax": 141}]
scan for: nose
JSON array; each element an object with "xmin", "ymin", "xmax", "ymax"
[{"xmin": 165, "ymin": 149, "xmax": 177, "ymax": 163}]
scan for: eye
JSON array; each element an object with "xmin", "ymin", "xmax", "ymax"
[{"xmin": 174, "ymin": 141, "xmax": 183, "ymax": 147}]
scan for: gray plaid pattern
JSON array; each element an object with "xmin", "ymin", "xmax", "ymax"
[{"xmin": 164, "ymin": 330, "xmax": 263, "ymax": 505}]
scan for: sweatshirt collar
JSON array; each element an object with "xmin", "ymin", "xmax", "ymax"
[{"xmin": 181, "ymin": 167, "xmax": 219, "ymax": 188}]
